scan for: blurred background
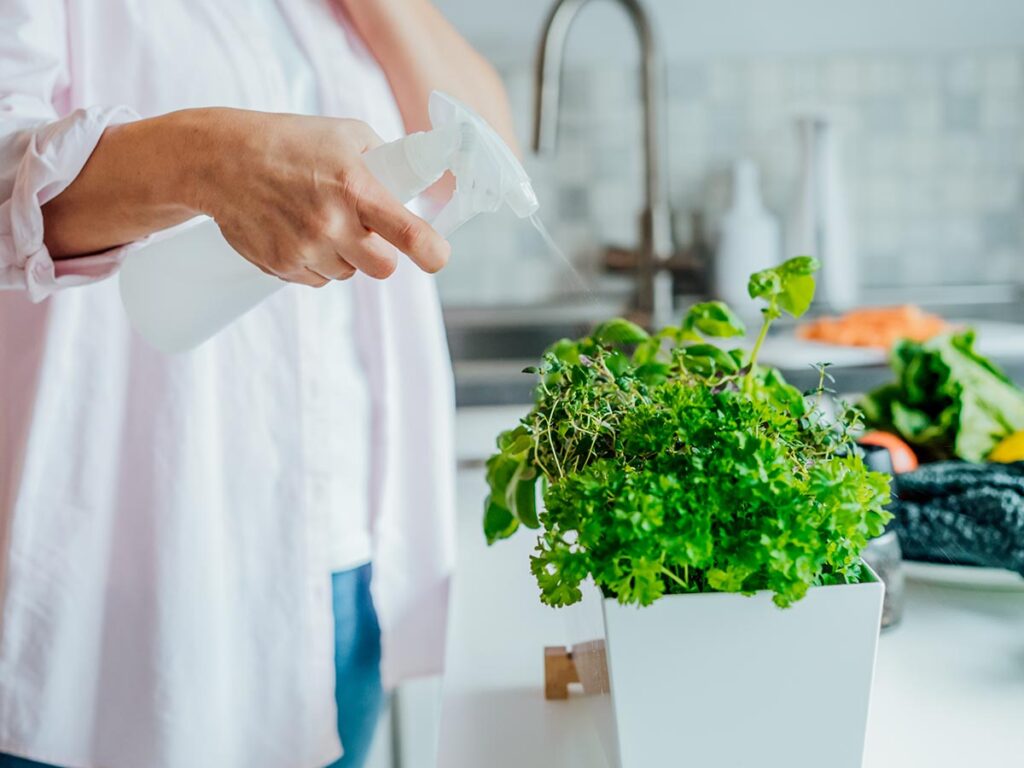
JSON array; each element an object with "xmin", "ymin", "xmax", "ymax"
[{"xmin": 440, "ymin": 0, "xmax": 1023, "ymax": 304}]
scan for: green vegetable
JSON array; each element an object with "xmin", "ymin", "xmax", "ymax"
[
  {"xmin": 485, "ymin": 257, "xmax": 891, "ymax": 609},
  {"xmin": 861, "ymin": 331, "xmax": 1024, "ymax": 462}
]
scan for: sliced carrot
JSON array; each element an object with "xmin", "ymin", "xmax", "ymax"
[{"xmin": 797, "ymin": 305, "xmax": 948, "ymax": 349}]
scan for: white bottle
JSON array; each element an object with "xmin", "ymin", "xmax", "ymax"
[
  {"xmin": 786, "ymin": 115, "xmax": 857, "ymax": 310},
  {"xmin": 714, "ymin": 159, "xmax": 780, "ymax": 317},
  {"xmin": 119, "ymin": 92, "xmax": 539, "ymax": 353}
]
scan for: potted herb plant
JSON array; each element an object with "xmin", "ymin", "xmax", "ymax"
[{"xmin": 485, "ymin": 258, "xmax": 891, "ymax": 768}]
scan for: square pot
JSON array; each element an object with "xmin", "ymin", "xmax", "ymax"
[{"xmin": 565, "ymin": 570, "xmax": 885, "ymax": 768}]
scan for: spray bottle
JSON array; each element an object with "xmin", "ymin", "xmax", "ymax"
[{"xmin": 119, "ymin": 91, "xmax": 539, "ymax": 353}]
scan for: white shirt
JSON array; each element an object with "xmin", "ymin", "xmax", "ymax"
[
  {"xmin": 254, "ymin": 0, "xmax": 373, "ymax": 572},
  {"xmin": 0, "ymin": 2, "xmax": 457, "ymax": 767}
]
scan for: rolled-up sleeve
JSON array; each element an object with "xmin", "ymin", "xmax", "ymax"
[{"xmin": 0, "ymin": 0, "xmax": 139, "ymax": 301}]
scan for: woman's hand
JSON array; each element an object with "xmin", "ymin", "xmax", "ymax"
[
  {"xmin": 191, "ymin": 109, "xmax": 450, "ymax": 286},
  {"xmin": 43, "ymin": 108, "xmax": 451, "ymax": 284}
]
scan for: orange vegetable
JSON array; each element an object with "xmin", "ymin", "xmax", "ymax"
[
  {"xmin": 859, "ymin": 431, "xmax": 920, "ymax": 474},
  {"xmin": 797, "ymin": 305, "xmax": 947, "ymax": 349}
]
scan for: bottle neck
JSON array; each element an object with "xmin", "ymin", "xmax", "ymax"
[{"xmin": 403, "ymin": 123, "xmax": 463, "ymax": 186}]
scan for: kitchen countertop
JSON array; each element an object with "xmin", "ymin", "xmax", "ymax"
[{"xmin": 440, "ymin": 406, "xmax": 1024, "ymax": 767}]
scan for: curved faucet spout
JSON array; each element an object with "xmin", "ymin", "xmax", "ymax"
[
  {"xmin": 532, "ymin": 0, "xmax": 673, "ymax": 325},
  {"xmin": 533, "ymin": 0, "xmax": 661, "ymax": 206}
]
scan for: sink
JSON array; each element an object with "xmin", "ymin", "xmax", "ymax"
[
  {"xmin": 447, "ymin": 322, "xmax": 594, "ymax": 362},
  {"xmin": 444, "ymin": 301, "xmax": 621, "ymax": 406},
  {"xmin": 445, "ymin": 320, "xmax": 595, "ymax": 407},
  {"xmin": 444, "ymin": 293, "xmax": 630, "ymax": 361}
]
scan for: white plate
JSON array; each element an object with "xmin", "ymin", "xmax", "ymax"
[
  {"xmin": 758, "ymin": 319, "xmax": 1024, "ymax": 370},
  {"xmin": 903, "ymin": 560, "xmax": 1024, "ymax": 590}
]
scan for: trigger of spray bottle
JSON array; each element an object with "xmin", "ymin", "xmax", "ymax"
[
  {"xmin": 361, "ymin": 123, "xmax": 461, "ymax": 206},
  {"xmin": 361, "ymin": 122, "xmax": 476, "ymax": 238}
]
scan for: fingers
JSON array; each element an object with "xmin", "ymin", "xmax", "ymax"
[
  {"xmin": 341, "ymin": 230, "xmax": 398, "ymax": 280},
  {"xmin": 347, "ymin": 172, "xmax": 451, "ymax": 273},
  {"xmin": 306, "ymin": 225, "xmax": 395, "ymax": 281},
  {"xmin": 307, "ymin": 251, "xmax": 359, "ymax": 282},
  {"xmin": 285, "ymin": 267, "xmax": 330, "ymax": 288},
  {"xmin": 331, "ymin": 255, "xmax": 358, "ymax": 281}
]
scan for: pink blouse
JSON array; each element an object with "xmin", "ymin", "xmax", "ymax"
[{"xmin": 0, "ymin": 2, "xmax": 456, "ymax": 767}]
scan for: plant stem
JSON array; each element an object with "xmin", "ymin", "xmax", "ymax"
[
  {"xmin": 746, "ymin": 300, "xmax": 777, "ymax": 372},
  {"xmin": 545, "ymin": 416, "xmax": 564, "ymax": 480},
  {"xmin": 661, "ymin": 567, "xmax": 690, "ymax": 592}
]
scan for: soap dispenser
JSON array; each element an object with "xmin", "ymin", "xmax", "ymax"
[{"xmin": 714, "ymin": 159, "xmax": 781, "ymax": 315}]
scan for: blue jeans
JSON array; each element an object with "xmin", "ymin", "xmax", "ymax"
[
  {"xmin": 326, "ymin": 563, "xmax": 384, "ymax": 768},
  {"xmin": 0, "ymin": 563, "xmax": 383, "ymax": 768}
]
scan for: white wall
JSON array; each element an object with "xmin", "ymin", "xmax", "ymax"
[{"xmin": 435, "ymin": 0, "xmax": 1024, "ymax": 65}]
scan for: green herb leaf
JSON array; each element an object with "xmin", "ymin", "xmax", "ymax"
[
  {"xmin": 511, "ymin": 469, "xmax": 540, "ymax": 529},
  {"xmin": 747, "ymin": 268, "xmax": 782, "ymax": 301},
  {"xmin": 593, "ymin": 318, "xmax": 650, "ymax": 345},
  {"xmin": 606, "ymin": 350, "xmax": 631, "ymax": 378},
  {"xmin": 775, "ymin": 272, "xmax": 816, "ymax": 318},
  {"xmin": 631, "ymin": 337, "xmax": 664, "ymax": 366},
  {"xmin": 483, "ymin": 497, "xmax": 517, "ymax": 545},
  {"xmin": 681, "ymin": 344, "xmax": 740, "ymax": 376},
  {"xmin": 683, "ymin": 301, "xmax": 747, "ymax": 338},
  {"xmin": 749, "ymin": 256, "xmax": 820, "ymax": 318},
  {"xmin": 779, "ymin": 255, "xmax": 821, "ymax": 276},
  {"xmin": 548, "ymin": 338, "xmax": 581, "ymax": 365}
]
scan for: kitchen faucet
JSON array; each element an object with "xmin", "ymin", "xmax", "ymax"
[{"xmin": 532, "ymin": 0, "xmax": 675, "ymax": 327}]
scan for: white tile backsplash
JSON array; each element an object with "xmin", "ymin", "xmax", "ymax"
[
  {"xmin": 439, "ymin": 48, "xmax": 1024, "ymax": 304},
  {"xmin": 946, "ymin": 56, "xmax": 983, "ymax": 94},
  {"xmin": 984, "ymin": 52, "xmax": 1023, "ymax": 93}
]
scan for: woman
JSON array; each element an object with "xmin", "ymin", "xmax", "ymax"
[{"xmin": 0, "ymin": 1, "xmax": 515, "ymax": 766}]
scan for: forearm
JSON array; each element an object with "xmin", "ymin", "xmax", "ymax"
[
  {"xmin": 42, "ymin": 109, "xmax": 220, "ymax": 258},
  {"xmin": 41, "ymin": 106, "xmax": 449, "ymax": 282},
  {"xmin": 341, "ymin": 0, "xmax": 518, "ymax": 153}
]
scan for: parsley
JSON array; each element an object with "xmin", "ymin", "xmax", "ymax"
[{"xmin": 484, "ymin": 257, "xmax": 892, "ymax": 609}]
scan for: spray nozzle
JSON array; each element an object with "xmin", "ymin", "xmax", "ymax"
[
  {"xmin": 433, "ymin": 92, "xmax": 538, "ymax": 210},
  {"xmin": 362, "ymin": 91, "xmax": 539, "ymax": 238}
]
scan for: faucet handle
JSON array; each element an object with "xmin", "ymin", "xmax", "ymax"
[{"xmin": 601, "ymin": 244, "xmax": 702, "ymax": 285}]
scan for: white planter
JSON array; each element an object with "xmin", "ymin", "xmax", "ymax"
[{"xmin": 565, "ymin": 571, "xmax": 884, "ymax": 768}]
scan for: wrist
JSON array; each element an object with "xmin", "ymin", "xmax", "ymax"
[{"xmin": 157, "ymin": 107, "xmax": 243, "ymax": 219}]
